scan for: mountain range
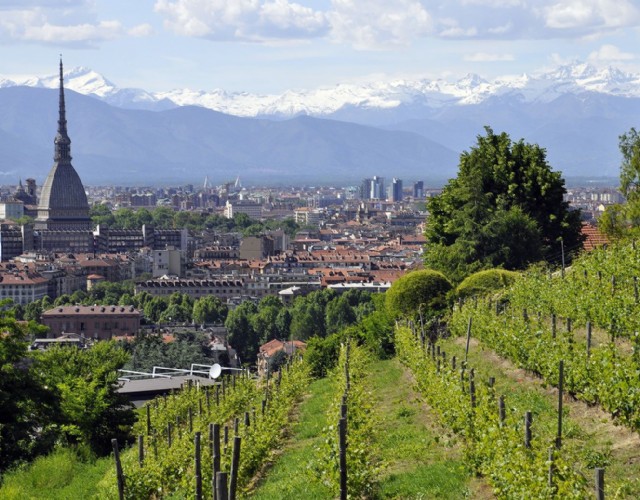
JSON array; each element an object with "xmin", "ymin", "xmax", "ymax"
[{"xmin": 0, "ymin": 62, "xmax": 637, "ymax": 185}]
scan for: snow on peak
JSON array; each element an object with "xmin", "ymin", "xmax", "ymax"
[{"xmin": 2, "ymin": 61, "xmax": 640, "ymax": 116}]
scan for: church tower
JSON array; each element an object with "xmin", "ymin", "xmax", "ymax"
[{"xmin": 35, "ymin": 59, "xmax": 90, "ymax": 231}]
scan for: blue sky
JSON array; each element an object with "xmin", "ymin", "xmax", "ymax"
[{"xmin": 1, "ymin": 0, "xmax": 640, "ymax": 93}]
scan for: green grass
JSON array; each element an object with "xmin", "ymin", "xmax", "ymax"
[
  {"xmin": 368, "ymin": 358, "xmax": 473, "ymax": 499},
  {"xmin": 0, "ymin": 447, "xmax": 111, "ymax": 500},
  {"xmin": 247, "ymin": 377, "xmax": 334, "ymax": 499},
  {"xmin": 250, "ymin": 358, "xmax": 487, "ymax": 499}
]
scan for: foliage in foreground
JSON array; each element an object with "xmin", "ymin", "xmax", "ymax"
[
  {"xmin": 451, "ymin": 291, "xmax": 640, "ymax": 432},
  {"xmin": 313, "ymin": 342, "xmax": 381, "ymax": 497},
  {"xmin": 396, "ymin": 325, "xmax": 587, "ymax": 498},
  {"xmin": 97, "ymin": 359, "xmax": 309, "ymax": 498},
  {"xmin": 0, "ymin": 447, "xmax": 111, "ymax": 500}
]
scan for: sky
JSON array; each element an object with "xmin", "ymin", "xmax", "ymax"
[{"xmin": 1, "ymin": 0, "xmax": 640, "ymax": 94}]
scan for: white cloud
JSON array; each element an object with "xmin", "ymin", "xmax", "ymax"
[
  {"xmin": 487, "ymin": 22, "xmax": 513, "ymax": 35},
  {"xmin": 128, "ymin": 23, "xmax": 154, "ymax": 37},
  {"xmin": 22, "ymin": 20, "xmax": 123, "ymax": 43},
  {"xmin": 327, "ymin": 0, "xmax": 432, "ymax": 48},
  {"xmin": 464, "ymin": 52, "xmax": 514, "ymax": 62},
  {"xmin": 154, "ymin": 0, "xmax": 431, "ymax": 47},
  {"xmin": 154, "ymin": 0, "xmax": 328, "ymax": 41},
  {"xmin": 438, "ymin": 18, "xmax": 477, "ymax": 38},
  {"xmin": 588, "ymin": 44, "xmax": 635, "ymax": 62},
  {"xmin": 0, "ymin": 1, "xmax": 153, "ymax": 46},
  {"xmin": 543, "ymin": 0, "xmax": 640, "ymax": 31},
  {"xmin": 460, "ymin": 0, "xmax": 524, "ymax": 6}
]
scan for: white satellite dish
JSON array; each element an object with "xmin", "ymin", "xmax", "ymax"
[{"xmin": 209, "ymin": 364, "xmax": 222, "ymax": 379}]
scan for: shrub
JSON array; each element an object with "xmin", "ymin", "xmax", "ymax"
[
  {"xmin": 455, "ymin": 269, "xmax": 519, "ymax": 299},
  {"xmin": 385, "ymin": 269, "xmax": 452, "ymax": 320}
]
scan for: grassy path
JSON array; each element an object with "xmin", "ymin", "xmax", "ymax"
[
  {"xmin": 250, "ymin": 357, "xmax": 493, "ymax": 499},
  {"xmin": 369, "ymin": 358, "xmax": 492, "ymax": 499},
  {"xmin": 247, "ymin": 377, "xmax": 334, "ymax": 499}
]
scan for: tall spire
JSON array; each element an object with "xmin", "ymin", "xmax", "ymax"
[{"xmin": 54, "ymin": 57, "xmax": 71, "ymax": 163}]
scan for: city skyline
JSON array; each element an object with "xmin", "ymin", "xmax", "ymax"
[{"xmin": 1, "ymin": 1, "xmax": 640, "ymax": 94}]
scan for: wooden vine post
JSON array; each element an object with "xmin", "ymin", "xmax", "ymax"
[
  {"xmin": 465, "ymin": 317, "xmax": 472, "ymax": 363},
  {"xmin": 339, "ymin": 417, "xmax": 347, "ymax": 500},
  {"xmin": 595, "ymin": 468, "xmax": 605, "ymax": 500},
  {"xmin": 556, "ymin": 360, "xmax": 564, "ymax": 449},
  {"xmin": 194, "ymin": 432, "xmax": 202, "ymax": 500},
  {"xmin": 229, "ymin": 436, "xmax": 241, "ymax": 500},
  {"xmin": 112, "ymin": 439, "xmax": 125, "ymax": 500}
]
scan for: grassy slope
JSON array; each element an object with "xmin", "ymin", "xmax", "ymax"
[
  {"xmin": 248, "ymin": 377, "xmax": 334, "ymax": 499},
  {"xmin": 369, "ymin": 358, "xmax": 491, "ymax": 499},
  {"xmin": 0, "ymin": 448, "xmax": 111, "ymax": 500}
]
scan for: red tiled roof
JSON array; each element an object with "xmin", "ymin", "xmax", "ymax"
[{"xmin": 581, "ymin": 223, "xmax": 609, "ymax": 252}]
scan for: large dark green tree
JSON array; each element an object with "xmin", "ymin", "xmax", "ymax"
[{"xmin": 425, "ymin": 127, "xmax": 583, "ymax": 282}]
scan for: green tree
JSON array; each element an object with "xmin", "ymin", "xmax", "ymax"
[
  {"xmin": 325, "ymin": 295, "xmax": 356, "ymax": 335},
  {"xmin": 455, "ymin": 269, "xmax": 520, "ymax": 299},
  {"xmin": 275, "ymin": 308, "xmax": 292, "ymax": 339},
  {"xmin": 135, "ymin": 208, "xmax": 154, "ymax": 228},
  {"xmin": 252, "ymin": 303, "xmax": 281, "ymax": 345},
  {"xmin": 144, "ymin": 297, "xmax": 167, "ymax": 323},
  {"xmin": 619, "ymin": 127, "xmax": 640, "ymax": 202},
  {"xmin": 425, "ymin": 127, "xmax": 583, "ymax": 282},
  {"xmin": 54, "ymin": 294, "xmax": 72, "ymax": 307},
  {"xmin": 225, "ymin": 301, "xmax": 260, "ymax": 364},
  {"xmin": 289, "ymin": 294, "xmax": 326, "ymax": 340},
  {"xmin": 158, "ymin": 302, "xmax": 191, "ymax": 324},
  {"xmin": 152, "ymin": 207, "xmax": 175, "ymax": 228},
  {"xmin": 90, "ymin": 203, "xmax": 115, "ymax": 228},
  {"xmin": 113, "ymin": 208, "xmax": 137, "ymax": 229},
  {"xmin": 33, "ymin": 341, "xmax": 133, "ymax": 455},
  {"xmin": 118, "ymin": 293, "xmax": 135, "ymax": 306},
  {"xmin": 385, "ymin": 269, "xmax": 452, "ymax": 320},
  {"xmin": 10, "ymin": 303, "xmax": 25, "ymax": 321},
  {"xmin": 192, "ymin": 295, "xmax": 228, "ymax": 325},
  {"xmin": 0, "ymin": 317, "xmax": 58, "ymax": 471},
  {"xmin": 232, "ymin": 212, "xmax": 252, "ymax": 229}
]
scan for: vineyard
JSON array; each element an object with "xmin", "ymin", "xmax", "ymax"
[
  {"xmin": 97, "ymin": 359, "xmax": 309, "ymax": 499},
  {"xmin": 6, "ymin": 240, "xmax": 640, "ymax": 498}
]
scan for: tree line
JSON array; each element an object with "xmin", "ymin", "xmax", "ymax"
[{"xmin": 89, "ymin": 204, "xmax": 300, "ymax": 237}]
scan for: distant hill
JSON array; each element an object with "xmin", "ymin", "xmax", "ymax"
[{"xmin": 0, "ymin": 86, "xmax": 458, "ymax": 185}]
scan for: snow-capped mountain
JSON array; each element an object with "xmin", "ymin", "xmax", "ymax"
[
  {"xmin": 5, "ymin": 66, "xmax": 175, "ymax": 111},
  {"xmin": 2, "ymin": 62, "xmax": 639, "ymax": 118},
  {"xmin": 1, "ymin": 61, "xmax": 638, "ymax": 182}
]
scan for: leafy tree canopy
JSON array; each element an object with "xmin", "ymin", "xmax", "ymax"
[
  {"xmin": 425, "ymin": 127, "xmax": 583, "ymax": 283},
  {"xmin": 385, "ymin": 269, "xmax": 452, "ymax": 320}
]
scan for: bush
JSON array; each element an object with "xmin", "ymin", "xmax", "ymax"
[
  {"xmin": 305, "ymin": 334, "xmax": 342, "ymax": 378},
  {"xmin": 385, "ymin": 269, "xmax": 452, "ymax": 320},
  {"xmin": 455, "ymin": 269, "xmax": 519, "ymax": 299}
]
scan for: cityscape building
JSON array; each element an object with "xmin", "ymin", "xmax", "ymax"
[
  {"xmin": 389, "ymin": 178, "xmax": 403, "ymax": 202},
  {"xmin": 413, "ymin": 181, "xmax": 424, "ymax": 198},
  {"xmin": 35, "ymin": 59, "xmax": 91, "ymax": 232}
]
